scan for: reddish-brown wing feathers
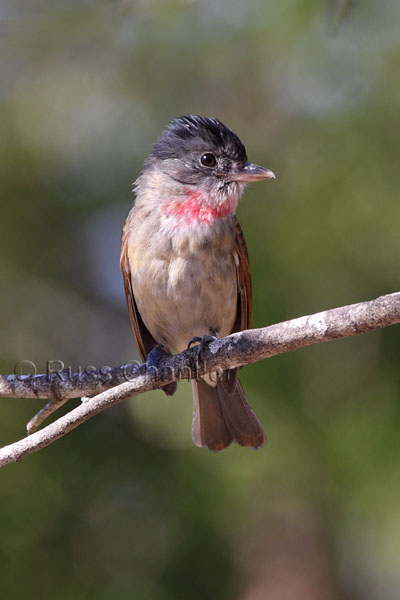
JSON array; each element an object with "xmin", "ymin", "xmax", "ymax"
[
  {"xmin": 120, "ymin": 221, "xmax": 158, "ymax": 361},
  {"xmin": 233, "ymin": 216, "xmax": 252, "ymax": 332}
]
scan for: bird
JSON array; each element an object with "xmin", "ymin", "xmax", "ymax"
[{"xmin": 120, "ymin": 115, "xmax": 275, "ymax": 452}]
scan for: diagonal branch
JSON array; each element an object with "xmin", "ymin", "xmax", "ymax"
[{"xmin": 0, "ymin": 291, "xmax": 399, "ymax": 467}]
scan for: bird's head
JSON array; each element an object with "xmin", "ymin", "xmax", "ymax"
[{"xmin": 139, "ymin": 115, "xmax": 275, "ymax": 225}]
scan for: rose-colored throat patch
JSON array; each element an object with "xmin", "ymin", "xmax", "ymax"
[{"xmin": 163, "ymin": 189, "xmax": 237, "ymax": 225}]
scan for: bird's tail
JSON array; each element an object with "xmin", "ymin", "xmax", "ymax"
[{"xmin": 191, "ymin": 369, "xmax": 266, "ymax": 452}]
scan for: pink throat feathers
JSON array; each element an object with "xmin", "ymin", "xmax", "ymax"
[{"xmin": 162, "ymin": 188, "xmax": 238, "ymax": 226}]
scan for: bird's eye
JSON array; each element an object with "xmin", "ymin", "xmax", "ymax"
[{"xmin": 200, "ymin": 153, "xmax": 217, "ymax": 167}]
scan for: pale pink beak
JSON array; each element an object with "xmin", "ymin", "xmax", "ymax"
[{"xmin": 230, "ymin": 162, "xmax": 276, "ymax": 183}]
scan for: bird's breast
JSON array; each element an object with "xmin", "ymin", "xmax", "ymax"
[{"xmin": 126, "ymin": 211, "xmax": 238, "ymax": 353}]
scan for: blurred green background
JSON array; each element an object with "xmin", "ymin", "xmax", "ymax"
[{"xmin": 1, "ymin": 1, "xmax": 400, "ymax": 598}]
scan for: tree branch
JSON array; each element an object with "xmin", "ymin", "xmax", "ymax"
[{"xmin": 1, "ymin": 291, "xmax": 399, "ymax": 467}]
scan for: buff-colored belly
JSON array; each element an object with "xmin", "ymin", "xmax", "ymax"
[{"xmin": 128, "ymin": 234, "xmax": 237, "ymax": 354}]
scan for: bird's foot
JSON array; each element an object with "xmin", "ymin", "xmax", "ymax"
[
  {"xmin": 188, "ymin": 334, "xmax": 218, "ymax": 359},
  {"xmin": 146, "ymin": 345, "xmax": 177, "ymax": 396},
  {"xmin": 147, "ymin": 344, "xmax": 170, "ymax": 369}
]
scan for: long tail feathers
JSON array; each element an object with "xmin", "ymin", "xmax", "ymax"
[{"xmin": 191, "ymin": 371, "xmax": 266, "ymax": 452}]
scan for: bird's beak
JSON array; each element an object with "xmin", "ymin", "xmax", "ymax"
[{"xmin": 229, "ymin": 162, "xmax": 276, "ymax": 183}]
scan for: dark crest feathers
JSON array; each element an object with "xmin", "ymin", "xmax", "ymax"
[{"xmin": 150, "ymin": 115, "xmax": 247, "ymax": 163}]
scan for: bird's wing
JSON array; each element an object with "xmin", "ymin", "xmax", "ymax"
[
  {"xmin": 233, "ymin": 216, "xmax": 252, "ymax": 332},
  {"xmin": 219, "ymin": 217, "xmax": 252, "ymax": 395},
  {"xmin": 120, "ymin": 222, "xmax": 158, "ymax": 361}
]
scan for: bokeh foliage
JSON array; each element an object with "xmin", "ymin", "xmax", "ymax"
[{"xmin": 1, "ymin": 1, "xmax": 400, "ymax": 598}]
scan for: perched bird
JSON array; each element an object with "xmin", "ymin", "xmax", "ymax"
[{"xmin": 121, "ymin": 115, "xmax": 275, "ymax": 452}]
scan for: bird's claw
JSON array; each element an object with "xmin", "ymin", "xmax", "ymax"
[
  {"xmin": 146, "ymin": 344, "xmax": 170, "ymax": 370},
  {"xmin": 188, "ymin": 334, "xmax": 218, "ymax": 358},
  {"xmin": 146, "ymin": 345, "xmax": 177, "ymax": 396}
]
